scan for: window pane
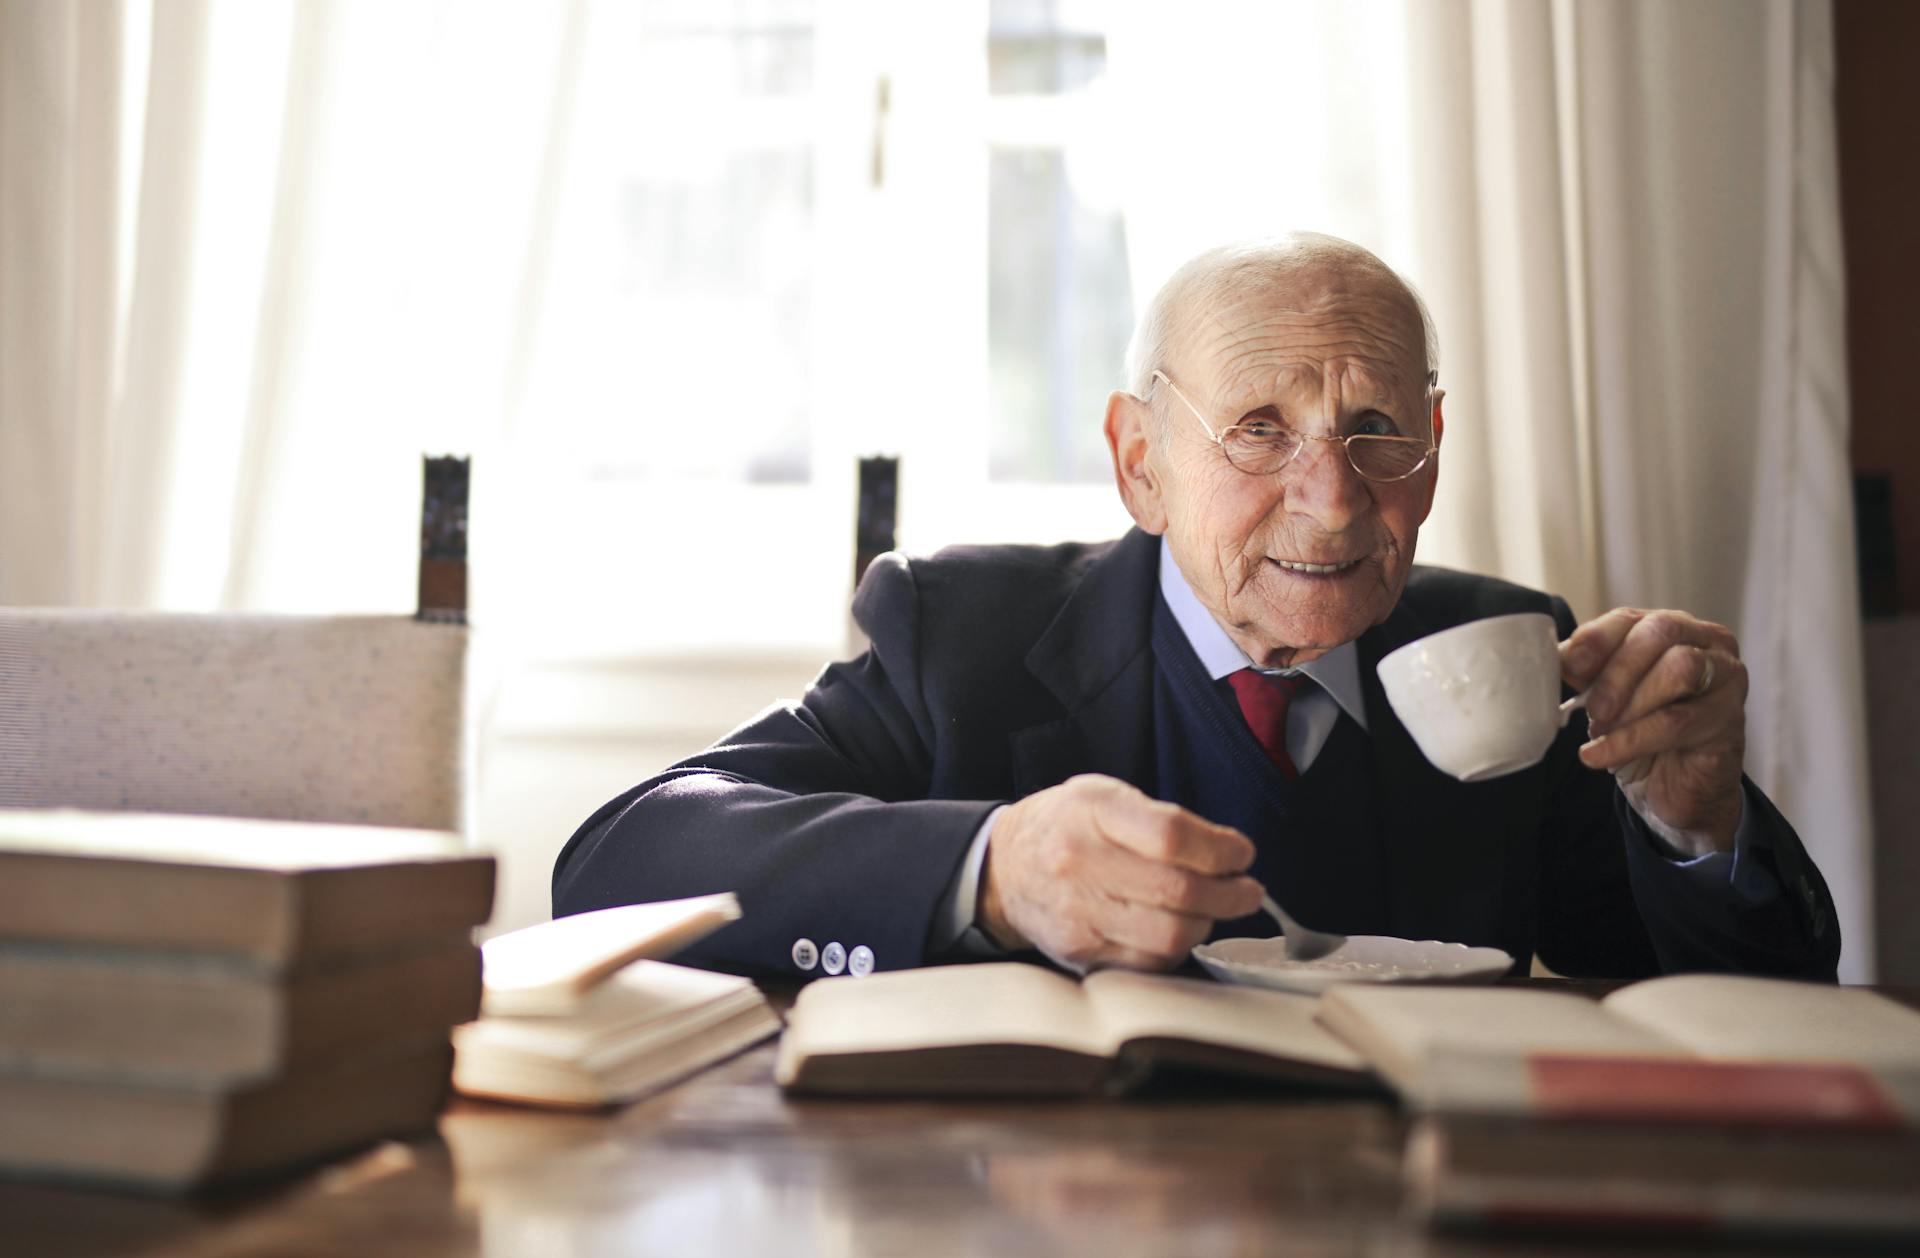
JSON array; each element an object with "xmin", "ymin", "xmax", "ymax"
[
  {"xmin": 987, "ymin": 147, "xmax": 1132, "ymax": 484},
  {"xmin": 988, "ymin": 0, "xmax": 1106, "ymax": 95},
  {"xmin": 636, "ymin": 0, "xmax": 814, "ymax": 98},
  {"xmin": 612, "ymin": 149, "xmax": 812, "ymax": 484},
  {"xmin": 522, "ymin": 0, "xmax": 816, "ymax": 485}
]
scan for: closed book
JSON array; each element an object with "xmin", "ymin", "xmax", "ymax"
[
  {"xmin": 454, "ymin": 960, "xmax": 780, "ymax": 1108},
  {"xmin": 0, "ymin": 810, "xmax": 495, "ymax": 963},
  {"xmin": 451, "ymin": 895, "xmax": 774, "ymax": 1108},
  {"xmin": 1407, "ymin": 1115, "xmax": 1920, "ymax": 1241},
  {"xmin": 0, "ymin": 935, "xmax": 480, "ymax": 1088},
  {"xmin": 1316, "ymin": 975, "xmax": 1920, "ymax": 1127},
  {"xmin": 478, "ymin": 894, "xmax": 742, "ymax": 1016},
  {"xmin": 775, "ymin": 961, "xmax": 1376, "ymax": 1097},
  {"xmin": 0, "ymin": 1039, "xmax": 455, "ymax": 1192}
]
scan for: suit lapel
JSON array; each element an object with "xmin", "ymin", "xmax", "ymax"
[{"xmin": 1010, "ymin": 527, "xmax": 1159, "ymax": 796}]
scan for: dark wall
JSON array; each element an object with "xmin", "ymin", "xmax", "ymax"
[{"xmin": 1837, "ymin": 0, "xmax": 1920, "ymax": 613}]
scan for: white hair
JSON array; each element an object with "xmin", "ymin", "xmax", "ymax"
[{"xmin": 1123, "ymin": 234, "xmax": 1440, "ymax": 401}]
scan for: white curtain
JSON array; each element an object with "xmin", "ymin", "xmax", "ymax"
[
  {"xmin": 0, "ymin": 0, "xmax": 577, "ymax": 615},
  {"xmin": 0, "ymin": 0, "xmax": 159, "ymax": 606},
  {"xmin": 1113, "ymin": 0, "xmax": 1872, "ymax": 978}
]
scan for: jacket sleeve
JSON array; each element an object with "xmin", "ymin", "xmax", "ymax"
[
  {"xmin": 1616, "ymin": 782, "xmax": 1841, "ymax": 980},
  {"xmin": 1534, "ymin": 597, "xmax": 1841, "ymax": 980},
  {"xmin": 550, "ymin": 554, "xmax": 999, "ymax": 977}
]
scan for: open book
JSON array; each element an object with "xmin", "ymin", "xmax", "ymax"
[
  {"xmin": 775, "ymin": 961, "xmax": 1375, "ymax": 1096},
  {"xmin": 452, "ymin": 894, "xmax": 778, "ymax": 1108},
  {"xmin": 1318, "ymin": 974, "xmax": 1920, "ymax": 1128}
]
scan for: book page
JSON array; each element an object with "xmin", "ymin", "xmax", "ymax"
[
  {"xmin": 460, "ymin": 961, "xmax": 760, "ymax": 1057},
  {"xmin": 1317, "ymin": 987, "xmax": 1680, "ymax": 1108},
  {"xmin": 480, "ymin": 896, "xmax": 743, "ymax": 1015},
  {"xmin": 780, "ymin": 962, "xmax": 1106, "ymax": 1060},
  {"xmin": 1082, "ymin": 971, "xmax": 1366, "ymax": 1070},
  {"xmin": 1602, "ymin": 975, "xmax": 1920, "ymax": 1070}
]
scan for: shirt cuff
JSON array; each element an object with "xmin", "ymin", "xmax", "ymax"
[
  {"xmin": 1632, "ymin": 781, "xmax": 1781, "ymax": 906},
  {"xmin": 929, "ymin": 804, "xmax": 1009, "ymax": 958}
]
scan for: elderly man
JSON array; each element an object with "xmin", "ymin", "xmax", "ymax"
[{"xmin": 553, "ymin": 234, "xmax": 1838, "ymax": 982}]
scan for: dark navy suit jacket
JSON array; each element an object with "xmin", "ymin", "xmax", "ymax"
[{"xmin": 551, "ymin": 527, "xmax": 1840, "ymax": 980}]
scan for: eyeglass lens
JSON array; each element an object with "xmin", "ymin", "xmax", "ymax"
[{"xmin": 1221, "ymin": 430, "xmax": 1429, "ymax": 481}]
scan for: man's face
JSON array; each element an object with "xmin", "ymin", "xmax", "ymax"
[{"xmin": 1114, "ymin": 268, "xmax": 1442, "ymax": 669}]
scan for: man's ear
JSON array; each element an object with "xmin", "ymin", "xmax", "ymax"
[
  {"xmin": 1105, "ymin": 390, "xmax": 1167, "ymax": 534},
  {"xmin": 1414, "ymin": 389, "xmax": 1445, "ymax": 524}
]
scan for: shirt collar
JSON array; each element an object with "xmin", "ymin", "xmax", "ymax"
[{"xmin": 1156, "ymin": 536, "xmax": 1370, "ymax": 730}]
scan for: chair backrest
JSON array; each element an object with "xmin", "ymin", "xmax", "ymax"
[{"xmin": 0, "ymin": 611, "xmax": 468, "ymax": 833}]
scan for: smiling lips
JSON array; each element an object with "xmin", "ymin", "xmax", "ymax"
[{"xmin": 1273, "ymin": 557, "xmax": 1363, "ymax": 575}]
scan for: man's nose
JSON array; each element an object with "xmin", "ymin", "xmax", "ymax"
[{"xmin": 1282, "ymin": 438, "xmax": 1371, "ymax": 530}]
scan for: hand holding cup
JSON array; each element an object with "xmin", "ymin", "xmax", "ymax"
[
  {"xmin": 1560, "ymin": 607, "xmax": 1747, "ymax": 855},
  {"xmin": 1378, "ymin": 607, "xmax": 1747, "ymax": 855}
]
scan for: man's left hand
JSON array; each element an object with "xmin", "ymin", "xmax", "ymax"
[{"xmin": 1560, "ymin": 607, "xmax": 1747, "ymax": 855}]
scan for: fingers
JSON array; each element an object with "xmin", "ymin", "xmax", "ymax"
[
  {"xmin": 1563, "ymin": 613, "xmax": 1748, "ymax": 852},
  {"xmin": 1578, "ymin": 696, "xmax": 1733, "ymax": 772},
  {"xmin": 1087, "ymin": 896, "xmax": 1216, "ymax": 962},
  {"xmin": 981, "ymin": 775, "xmax": 1266, "ymax": 973},
  {"xmin": 1561, "ymin": 609, "xmax": 1740, "ymax": 732},
  {"xmin": 1591, "ymin": 643, "xmax": 1743, "ymax": 738},
  {"xmin": 1560, "ymin": 606, "xmax": 1648, "ymax": 690},
  {"xmin": 1089, "ymin": 784, "xmax": 1256, "ymax": 874},
  {"xmin": 1096, "ymin": 845, "xmax": 1265, "ymax": 921}
]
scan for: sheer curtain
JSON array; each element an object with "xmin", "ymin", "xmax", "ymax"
[
  {"xmin": 1112, "ymin": 0, "xmax": 1871, "ymax": 978},
  {"xmin": 0, "ymin": 0, "xmax": 577, "ymax": 614},
  {"xmin": 1, "ymin": 0, "xmax": 1871, "ymax": 974}
]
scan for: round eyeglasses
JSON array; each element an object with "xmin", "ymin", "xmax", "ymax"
[{"xmin": 1149, "ymin": 369, "xmax": 1436, "ymax": 483}]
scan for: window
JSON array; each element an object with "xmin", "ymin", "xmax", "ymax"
[
  {"xmin": 503, "ymin": 0, "xmax": 1133, "ymax": 657},
  {"xmin": 986, "ymin": 0, "xmax": 1133, "ymax": 484}
]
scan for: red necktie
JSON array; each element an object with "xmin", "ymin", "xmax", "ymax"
[{"xmin": 1228, "ymin": 669, "xmax": 1312, "ymax": 780}]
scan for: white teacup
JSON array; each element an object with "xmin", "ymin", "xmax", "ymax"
[{"xmin": 1376, "ymin": 612, "xmax": 1582, "ymax": 782}]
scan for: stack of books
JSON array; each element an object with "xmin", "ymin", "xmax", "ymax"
[
  {"xmin": 452, "ymin": 893, "xmax": 781, "ymax": 1109},
  {"xmin": 0, "ymin": 809, "xmax": 495, "ymax": 1191},
  {"xmin": 1316, "ymin": 975, "xmax": 1920, "ymax": 1243}
]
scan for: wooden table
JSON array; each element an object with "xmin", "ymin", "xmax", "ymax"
[
  {"xmin": 0, "ymin": 1060, "xmax": 1867, "ymax": 1258},
  {"xmin": 4, "ymin": 985, "xmax": 1910, "ymax": 1258}
]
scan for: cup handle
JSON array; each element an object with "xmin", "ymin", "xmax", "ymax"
[{"xmin": 1558, "ymin": 692, "xmax": 1589, "ymax": 728}]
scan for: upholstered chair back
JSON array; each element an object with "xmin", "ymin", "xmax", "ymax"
[{"xmin": 0, "ymin": 612, "xmax": 469, "ymax": 833}]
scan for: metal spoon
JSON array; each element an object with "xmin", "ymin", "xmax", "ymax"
[{"xmin": 1260, "ymin": 893, "xmax": 1346, "ymax": 962}]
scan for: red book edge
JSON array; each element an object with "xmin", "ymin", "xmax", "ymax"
[{"xmin": 1525, "ymin": 1053, "xmax": 1906, "ymax": 1131}]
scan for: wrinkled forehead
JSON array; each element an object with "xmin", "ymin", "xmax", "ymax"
[{"xmin": 1172, "ymin": 270, "xmax": 1428, "ymax": 407}]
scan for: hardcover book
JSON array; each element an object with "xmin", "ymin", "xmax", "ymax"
[
  {"xmin": 0, "ymin": 809, "xmax": 495, "ymax": 963},
  {"xmin": 1316, "ymin": 974, "xmax": 1920, "ymax": 1126},
  {"xmin": 775, "ymin": 961, "xmax": 1375, "ymax": 1097}
]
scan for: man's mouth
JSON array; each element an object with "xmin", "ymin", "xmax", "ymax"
[{"xmin": 1271, "ymin": 557, "xmax": 1363, "ymax": 575}]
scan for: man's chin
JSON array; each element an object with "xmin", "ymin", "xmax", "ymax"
[{"xmin": 1237, "ymin": 588, "xmax": 1396, "ymax": 664}]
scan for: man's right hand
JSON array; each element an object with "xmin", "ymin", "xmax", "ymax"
[{"xmin": 976, "ymin": 774, "xmax": 1264, "ymax": 972}]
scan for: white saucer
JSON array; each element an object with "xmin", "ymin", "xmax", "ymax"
[{"xmin": 1191, "ymin": 934, "xmax": 1515, "ymax": 995}]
